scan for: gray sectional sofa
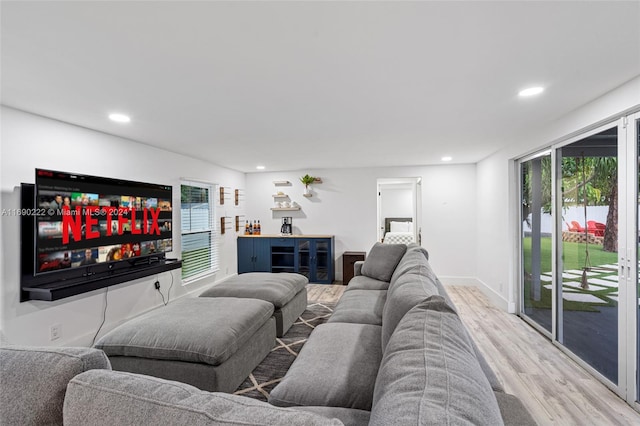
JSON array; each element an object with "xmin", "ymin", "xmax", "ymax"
[
  {"xmin": 0, "ymin": 242, "xmax": 536, "ymax": 425},
  {"xmin": 268, "ymin": 242, "xmax": 536, "ymax": 425}
]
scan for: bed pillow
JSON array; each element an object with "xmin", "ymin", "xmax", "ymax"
[
  {"xmin": 361, "ymin": 243, "xmax": 407, "ymax": 282},
  {"xmin": 407, "ymin": 222, "xmax": 414, "ymax": 232},
  {"xmin": 389, "ymin": 221, "xmax": 409, "ymax": 232}
]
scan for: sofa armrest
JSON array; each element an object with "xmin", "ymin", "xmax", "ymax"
[
  {"xmin": 0, "ymin": 346, "xmax": 111, "ymax": 425},
  {"xmin": 354, "ymin": 260, "xmax": 364, "ymax": 276}
]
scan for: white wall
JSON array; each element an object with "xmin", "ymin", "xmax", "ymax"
[
  {"xmin": 380, "ymin": 185, "xmax": 413, "ymax": 219},
  {"xmin": 245, "ymin": 164, "xmax": 477, "ymax": 282},
  {"xmin": 476, "ymin": 75, "xmax": 640, "ymax": 312},
  {"xmin": 0, "ymin": 107, "xmax": 245, "ymax": 346}
]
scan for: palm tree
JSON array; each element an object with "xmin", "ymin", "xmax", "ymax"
[
  {"xmin": 562, "ymin": 155, "xmax": 617, "ymax": 253},
  {"xmin": 593, "ymin": 157, "xmax": 618, "ymax": 253}
]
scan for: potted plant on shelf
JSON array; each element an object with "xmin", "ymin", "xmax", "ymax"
[{"xmin": 300, "ymin": 174, "xmax": 315, "ymax": 197}]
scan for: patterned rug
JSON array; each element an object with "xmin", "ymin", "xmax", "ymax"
[{"xmin": 233, "ymin": 301, "xmax": 335, "ymax": 401}]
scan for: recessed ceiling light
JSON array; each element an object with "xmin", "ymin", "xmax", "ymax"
[
  {"xmin": 518, "ymin": 86, "xmax": 544, "ymax": 97},
  {"xmin": 256, "ymin": 165, "xmax": 265, "ymax": 170},
  {"xmin": 109, "ymin": 113, "xmax": 131, "ymax": 123},
  {"xmin": 441, "ymin": 156, "xmax": 452, "ymax": 162}
]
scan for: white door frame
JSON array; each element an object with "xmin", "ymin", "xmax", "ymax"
[
  {"xmin": 622, "ymin": 112, "xmax": 640, "ymax": 407},
  {"xmin": 376, "ymin": 177, "xmax": 421, "ymax": 244}
]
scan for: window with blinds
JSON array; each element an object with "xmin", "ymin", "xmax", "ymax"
[{"xmin": 180, "ymin": 181, "xmax": 218, "ymax": 281}]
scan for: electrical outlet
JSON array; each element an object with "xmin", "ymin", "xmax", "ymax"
[
  {"xmin": 50, "ymin": 324, "xmax": 62, "ymax": 341},
  {"xmin": 154, "ymin": 281, "xmax": 160, "ymax": 290}
]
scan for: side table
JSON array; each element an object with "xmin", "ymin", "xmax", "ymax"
[{"xmin": 342, "ymin": 251, "xmax": 366, "ymax": 285}]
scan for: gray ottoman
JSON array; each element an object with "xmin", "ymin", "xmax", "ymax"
[
  {"xmin": 94, "ymin": 297, "xmax": 276, "ymax": 393},
  {"xmin": 199, "ymin": 272, "xmax": 308, "ymax": 337}
]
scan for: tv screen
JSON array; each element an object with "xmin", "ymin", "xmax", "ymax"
[{"xmin": 34, "ymin": 169, "xmax": 173, "ymax": 275}]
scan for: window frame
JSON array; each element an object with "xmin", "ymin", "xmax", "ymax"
[{"xmin": 180, "ymin": 180, "xmax": 218, "ymax": 283}]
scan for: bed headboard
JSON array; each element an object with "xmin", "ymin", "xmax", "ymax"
[{"xmin": 384, "ymin": 217, "xmax": 413, "ymax": 234}]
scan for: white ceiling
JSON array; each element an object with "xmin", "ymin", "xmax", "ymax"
[{"xmin": 2, "ymin": 1, "xmax": 639, "ymax": 173}]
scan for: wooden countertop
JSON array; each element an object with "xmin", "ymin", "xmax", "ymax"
[{"xmin": 238, "ymin": 234, "xmax": 334, "ymax": 238}]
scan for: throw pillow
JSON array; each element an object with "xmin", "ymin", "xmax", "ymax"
[{"xmin": 361, "ymin": 242, "xmax": 407, "ymax": 282}]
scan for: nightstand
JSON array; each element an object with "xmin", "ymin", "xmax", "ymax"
[{"xmin": 342, "ymin": 251, "xmax": 366, "ymax": 285}]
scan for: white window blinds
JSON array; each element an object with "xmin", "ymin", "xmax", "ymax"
[{"xmin": 180, "ymin": 181, "xmax": 218, "ymax": 281}]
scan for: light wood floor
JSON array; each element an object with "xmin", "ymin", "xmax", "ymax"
[
  {"xmin": 307, "ymin": 283, "xmax": 347, "ymax": 304},
  {"xmin": 307, "ymin": 284, "xmax": 640, "ymax": 425}
]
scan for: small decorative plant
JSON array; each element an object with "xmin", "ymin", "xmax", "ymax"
[
  {"xmin": 300, "ymin": 174, "xmax": 316, "ymax": 188},
  {"xmin": 300, "ymin": 174, "xmax": 315, "ymax": 196}
]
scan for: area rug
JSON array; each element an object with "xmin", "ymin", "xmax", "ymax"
[{"xmin": 233, "ymin": 301, "xmax": 336, "ymax": 401}]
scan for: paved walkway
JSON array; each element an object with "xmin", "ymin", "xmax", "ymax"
[{"xmin": 541, "ymin": 264, "xmax": 621, "ymax": 305}]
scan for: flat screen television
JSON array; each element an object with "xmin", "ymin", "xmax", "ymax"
[{"xmin": 21, "ymin": 169, "xmax": 180, "ymax": 301}]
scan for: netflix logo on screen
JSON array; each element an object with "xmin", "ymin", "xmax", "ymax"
[
  {"xmin": 34, "ymin": 168, "xmax": 173, "ymax": 276},
  {"xmin": 61, "ymin": 206, "xmax": 162, "ymax": 244}
]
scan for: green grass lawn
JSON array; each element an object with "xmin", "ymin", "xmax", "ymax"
[
  {"xmin": 182, "ymin": 247, "xmax": 211, "ymax": 279},
  {"xmin": 523, "ymin": 237, "xmax": 618, "ymax": 274},
  {"xmin": 522, "ymin": 237, "xmax": 619, "ymax": 312}
]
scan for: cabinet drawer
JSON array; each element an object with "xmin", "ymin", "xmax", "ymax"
[{"xmin": 272, "ymin": 238, "xmax": 295, "ymax": 247}]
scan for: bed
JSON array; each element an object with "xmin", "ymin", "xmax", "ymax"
[{"xmin": 383, "ymin": 217, "xmax": 415, "ymax": 244}]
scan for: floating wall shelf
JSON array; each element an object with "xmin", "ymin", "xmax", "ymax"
[
  {"xmin": 219, "ymin": 186, "xmax": 232, "ymax": 205},
  {"xmin": 235, "ymin": 189, "xmax": 244, "ymax": 206},
  {"xmin": 273, "ymin": 180, "xmax": 291, "ymax": 186},
  {"xmin": 271, "ymin": 207, "xmax": 301, "ymax": 211}
]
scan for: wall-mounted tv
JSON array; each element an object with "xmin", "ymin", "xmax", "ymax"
[{"xmin": 21, "ymin": 169, "xmax": 181, "ymax": 301}]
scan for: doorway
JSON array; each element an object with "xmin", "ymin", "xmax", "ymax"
[{"xmin": 376, "ymin": 177, "xmax": 421, "ymax": 245}]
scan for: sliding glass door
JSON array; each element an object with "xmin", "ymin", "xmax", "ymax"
[
  {"xmin": 520, "ymin": 152, "xmax": 553, "ymax": 333},
  {"xmin": 519, "ymin": 112, "xmax": 640, "ymax": 405},
  {"xmin": 557, "ymin": 126, "xmax": 619, "ymax": 384}
]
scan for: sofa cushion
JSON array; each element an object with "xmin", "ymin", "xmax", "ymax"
[
  {"xmin": 345, "ymin": 275, "xmax": 389, "ymax": 291},
  {"xmin": 434, "ymin": 277, "xmax": 457, "ymax": 310},
  {"xmin": 295, "ymin": 406, "xmax": 371, "ymax": 426},
  {"xmin": 64, "ymin": 369, "xmax": 344, "ymax": 426},
  {"xmin": 423, "ymin": 276, "xmax": 504, "ymax": 392},
  {"xmin": 0, "ymin": 346, "xmax": 111, "ymax": 425},
  {"xmin": 389, "ymin": 245, "xmax": 431, "ymax": 289},
  {"xmin": 381, "ymin": 270, "xmax": 439, "ymax": 351},
  {"xmin": 328, "ymin": 289, "xmax": 387, "ymax": 325},
  {"xmin": 360, "ymin": 242, "xmax": 407, "ymax": 282},
  {"xmin": 95, "ymin": 297, "xmax": 274, "ymax": 366},
  {"xmin": 370, "ymin": 296, "xmax": 504, "ymax": 426},
  {"xmin": 199, "ymin": 272, "xmax": 308, "ymax": 308},
  {"xmin": 269, "ymin": 323, "xmax": 383, "ymax": 411},
  {"xmin": 406, "ymin": 242, "xmax": 429, "ymax": 259}
]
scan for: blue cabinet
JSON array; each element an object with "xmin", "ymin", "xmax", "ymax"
[
  {"xmin": 296, "ymin": 238, "xmax": 335, "ymax": 284},
  {"xmin": 237, "ymin": 237, "xmax": 271, "ymax": 273},
  {"xmin": 237, "ymin": 236, "xmax": 335, "ymax": 284},
  {"xmin": 270, "ymin": 237, "xmax": 296, "ymax": 274}
]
